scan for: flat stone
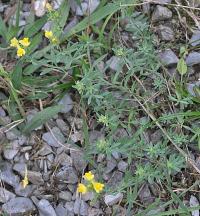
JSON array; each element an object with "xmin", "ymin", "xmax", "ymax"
[
  {"xmin": 65, "ymin": 201, "xmax": 74, "ymax": 213},
  {"xmin": 37, "ymin": 199, "xmax": 57, "ymax": 216},
  {"xmin": 55, "ymin": 166, "xmax": 78, "ymax": 184},
  {"xmin": 74, "ymin": 198, "xmax": 81, "ymax": 214},
  {"xmin": 55, "ymin": 152, "xmax": 72, "ymax": 167},
  {"xmin": 6, "ymin": 130, "xmax": 20, "ymax": 140},
  {"xmin": 34, "ymin": 0, "xmax": 46, "ymax": 17},
  {"xmin": 15, "ymin": 184, "xmax": 35, "ymax": 197},
  {"xmin": 187, "ymin": 81, "xmax": 200, "ymax": 97},
  {"xmin": 0, "ymin": 162, "xmax": 20, "ymax": 187},
  {"xmin": 186, "ymin": 52, "xmax": 200, "ymax": 66},
  {"xmin": 88, "ymin": 208, "xmax": 103, "ymax": 216},
  {"xmin": 157, "ymin": 25, "xmax": 174, "ymax": 41},
  {"xmin": 189, "ymin": 30, "xmax": 200, "ymax": 46},
  {"xmin": 190, "ymin": 195, "xmax": 199, "ymax": 216},
  {"xmin": 58, "ymin": 191, "xmax": 72, "ymax": 201},
  {"xmin": 58, "ymin": 94, "xmax": 73, "ymax": 114},
  {"xmin": 158, "ymin": 49, "xmax": 179, "ymax": 67},
  {"xmin": 0, "ymin": 107, "xmax": 6, "ymax": 117},
  {"xmin": 56, "ymin": 118, "xmax": 69, "ymax": 134},
  {"xmin": 0, "ymin": 187, "xmax": 16, "ymax": 203},
  {"xmin": 70, "ymin": 149, "xmax": 87, "ymax": 173},
  {"xmin": 80, "ymin": 200, "xmax": 89, "ymax": 216},
  {"xmin": 2, "ymin": 197, "xmax": 36, "ymax": 215},
  {"xmin": 105, "ymin": 158, "xmax": 117, "ymax": 174},
  {"xmin": 138, "ymin": 184, "xmax": 155, "ymax": 206},
  {"xmin": 117, "ymin": 161, "xmax": 128, "ymax": 172},
  {"xmin": 104, "ymin": 193, "xmax": 123, "ymax": 206},
  {"xmin": 152, "ymin": 5, "xmax": 172, "ymax": 22},
  {"xmin": 3, "ymin": 140, "xmax": 19, "ymax": 160},
  {"xmin": 106, "ymin": 56, "xmax": 123, "ymax": 72},
  {"xmin": 13, "ymin": 163, "xmax": 44, "ymax": 185},
  {"xmin": 55, "ymin": 204, "xmax": 69, "ymax": 216},
  {"xmin": 38, "ymin": 143, "xmax": 53, "ymax": 156},
  {"xmin": 42, "ymin": 127, "xmax": 66, "ymax": 147},
  {"xmin": 107, "ymin": 171, "xmax": 123, "ymax": 188}
]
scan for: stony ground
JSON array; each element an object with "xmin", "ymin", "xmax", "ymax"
[{"xmin": 0, "ymin": 0, "xmax": 200, "ymax": 215}]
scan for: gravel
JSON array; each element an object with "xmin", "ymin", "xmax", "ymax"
[
  {"xmin": 117, "ymin": 161, "xmax": 128, "ymax": 172},
  {"xmin": 58, "ymin": 93, "xmax": 73, "ymax": 114},
  {"xmin": 0, "ymin": 187, "xmax": 16, "ymax": 203},
  {"xmin": 104, "ymin": 193, "xmax": 123, "ymax": 206},
  {"xmin": 55, "ymin": 166, "xmax": 78, "ymax": 183},
  {"xmin": 189, "ymin": 30, "xmax": 200, "ymax": 47},
  {"xmin": 158, "ymin": 49, "xmax": 179, "ymax": 67},
  {"xmin": 190, "ymin": 195, "xmax": 199, "ymax": 216},
  {"xmin": 106, "ymin": 56, "xmax": 123, "ymax": 72},
  {"xmin": 152, "ymin": 5, "xmax": 172, "ymax": 22},
  {"xmin": 80, "ymin": 200, "xmax": 89, "ymax": 215},
  {"xmin": 2, "ymin": 197, "xmax": 36, "ymax": 215},
  {"xmin": 157, "ymin": 25, "xmax": 174, "ymax": 41},
  {"xmin": 37, "ymin": 199, "xmax": 57, "ymax": 216},
  {"xmin": 42, "ymin": 127, "xmax": 66, "ymax": 147},
  {"xmin": 70, "ymin": 149, "xmax": 87, "ymax": 173},
  {"xmin": 186, "ymin": 52, "xmax": 200, "ymax": 66}
]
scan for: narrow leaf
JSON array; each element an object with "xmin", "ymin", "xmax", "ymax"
[{"xmin": 22, "ymin": 106, "xmax": 61, "ymax": 134}]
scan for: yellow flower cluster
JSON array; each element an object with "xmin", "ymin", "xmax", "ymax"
[
  {"xmin": 10, "ymin": 37, "xmax": 30, "ymax": 57},
  {"xmin": 77, "ymin": 171, "xmax": 104, "ymax": 194},
  {"xmin": 45, "ymin": 2, "xmax": 53, "ymax": 11},
  {"xmin": 44, "ymin": 31, "xmax": 58, "ymax": 44}
]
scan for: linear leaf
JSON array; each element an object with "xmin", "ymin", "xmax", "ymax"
[{"xmin": 22, "ymin": 106, "xmax": 61, "ymax": 134}]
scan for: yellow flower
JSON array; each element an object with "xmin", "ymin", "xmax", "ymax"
[
  {"xmin": 45, "ymin": 2, "xmax": 53, "ymax": 11},
  {"xmin": 17, "ymin": 47, "xmax": 25, "ymax": 57},
  {"xmin": 92, "ymin": 182, "xmax": 104, "ymax": 193},
  {"xmin": 19, "ymin": 37, "xmax": 30, "ymax": 47},
  {"xmin": 10, "ymin": 37, "xmax": 19, "ymax": 48},
  {"xmin": 45, "ymin": 30, "xmax": 53, "ymax": 39},
  {"xmin": 77, "ymin": 183, "xmax": 87, "ymax": 194},
  {"xmin": 21, "ymin": 166, "xmax": 28, "ymax": 188},
  {"xmin": 83, "ymin": 171, "xmax": 94, "ymax": 181},
  {"xmin": 52, "ymin": 37, "xmax": 58, "ymax": 44}
]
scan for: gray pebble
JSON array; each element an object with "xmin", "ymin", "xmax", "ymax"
[
  {"xmin": 186, "ymin": 52, "xmax": 200, "ymax": 66},
  {"xmin": 80, "ymin": 200, "xmax": 89, "ymax": 216},
  {"xmin": 189, "ymin": 30, "xmax": 200, "ymax": 46},
  {"xmin": 104, "ymin": 193, "xmax": 123, "ymax": 206},
  {"xmin": 0, "ymin": 187, "xmax": 16, "ymax": 203},
  {"xmin": 37, "ymin": 199, "xmax": 57, "ymax": 216},
  {"xmin": 117, "ymin": 161, "xmax": 128, "ymax": 172},
  {"xmin": 157, "ymin": 25, "xmax": 174, "ymax": 41},
  {"xmin": 58, "ymin": 191, "xmax": 72, "ymax": 201},
  {"xmin": 152, "ymin": 5, "xmax": 172, "ymax": 22},
  {"xmin": 58, "ymin": 94, "xmax": 73, "ymax": 114},
  {"xmin": 158, "ymin": 49, "xmax": 179, "ymax": 67}
]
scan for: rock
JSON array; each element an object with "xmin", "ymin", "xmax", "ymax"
[
  {"xmin": 88, "ymin": 208, "xmax": 103, "ymax": 216},
  {"xmin": 64, "ymin": 17, "xmax": 78, "ymax": 34},
  {"xmin": 6, "ymin": 130, "xmax": 20, "ymax": 140},
  {"xmin": 112, "ymin": 151, "xmax": 121, "ymax": 160},
  {"xmin": 56, "ymin": 166, "xmax": 78, "ymax": 183},
  {"xmin": 138, "ymin": 184, "xmax": 155, "ymax": 206},
  {"xmin": 38, "ymin": 144, "xmax": 53, "ymax": 156},
  {"xmin": 107, "ymin": 171, "xmax": 123, "ymax": 188},
  {"xmin": 65, "ymin": 201, "xmax": 74, "ymax": 213},
  {"xmin": 80, "ymin": 200, "xmax": 89, "ymax": 216},
  {"xmin": 18, "ymin": 135, "xmax": 28, "ymax": 146},
  {"xmin": 3, "ymin": 140, "xmax": 19, "ymax": 160},
  {"xmin": 142, "ymin": 2, "xmax": 150, "ymax": 15},
  {"xmin": 0, "ymin": 162, "xmax": 20, "ymax": 187},
  {"xmin": 0, "ymin": 107, "xmax": 6, "ymax": 117},
  {"xmin": 152, "ymin": 5, "xmax": 172, "ymax": 22},
  {"xmin": 157, "ymin": 25, "xmax": 174, "ymax": 41},
  {"xmin": 117, "ymin": 161, "xmax": 128, "ymax": 172},
  {"xmin": 15, "ymin": 184, "xmax": 35, "ymax": 197},
  {"xmin": 37, "ymin": 199, "xmax": 57, "ymax": 216},
  {"xmin": 105, "ymin": 158, "xmax": 117, "ymax": 174},
  {"xmin": 75, "ymin": 2, "xmax": 87, "ymax": 16},
  {"xmin": 70, "ymin": 149, "xmax": 87, "ymax": 173},
  {"xmin": 13, "ymin": 163, "xmax": 44, "ymax": 185},
  {"xmin": 2, "ymin": 197, "xmax": 35, "ymax": 215},
  {"xmin": 59, "ymin": 191, "xmax": 72, "ymax": 201},
  {"xmin": 104, "ymin": 193, "xmax": 123, "ymax": 206},
  {"xmin": 34, "ymin": 0, "xmax": 46, "ymax": 17},
  {"xmin": 186, "ymin": 52, "xmax": 200, "ymax": 66},
  {"xmin": 190, "ymin": 30, "xmax": 200, "ymax": 46},
  {"xmin": 42, "ymin": 21, "xmax": 52, "ymax": 31},
  {"xmin": 55, "ymin": 152, "xmax": 72, "ymax": 167},
  {"xmin": 187, "ymin": 82, "xmax": 200, "ymax": 97},
  {"xmin": 74, "ymin": 198, "xmax": 81, "ymax": 214},
  {"xmin": 190, "ymin": 195, "xmax": 199, "ymax": 216},
  {"xmin": 58, "ymin": 94, "xmax": 73, "ymax": 113},
  {"xmin": 106, "ymin": 56, "xmax": 123, "ymax": 72},
  {"xmin": 55, "ymin": 204, "xmax": 69, "ymax": 216},
  {"xmin": 158, "ymin": 0, "xmax": 172, "ymax": 3},
  {"xmin": 158, "ymin": 49, "xmax": 179, "ymax": 67},
  {"xmin": 150, "ymin": 130, "xmax": 163, "ymax": 144},
  {"xmin": 42, "ymin": 127, "xmax": 65, "ymax": 147},
  {"xmin": 89, "ymin": 130, "xmax": 104, "ymax": 144},
  {"xmin": 0, "ymin": 187, "xmax": 16, "ymax": 203},
  {"xmin": 97, "ymin": 153, "xmax": 106, "ymax": 163},
  {"xmin": 56, "ymin": 118, "xmax": 69, "ymax": 134},
  {"xmin": 0, "ymin": 92, "xmax": 7, "ymax": 101},
  {"xmin": 53, "ymin": 0, "xmax": 64, "ymax": 9},
  {"xmin": 82, "ymin": 192, "xmax": 94, "ymax": 202}
]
